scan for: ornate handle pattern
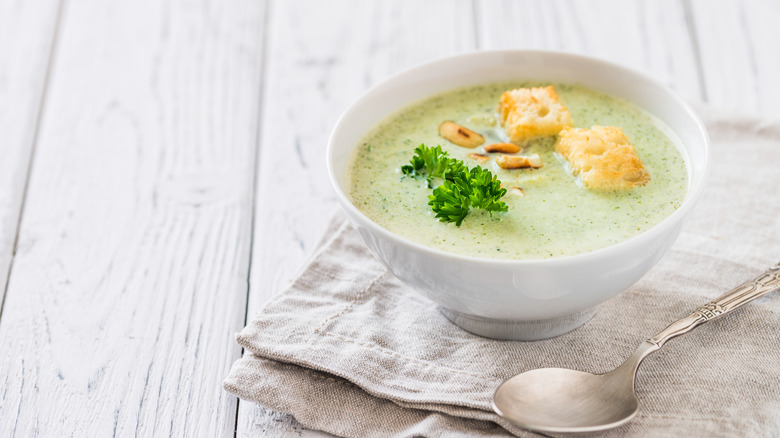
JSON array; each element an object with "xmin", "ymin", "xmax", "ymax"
[{"xmin": 648, "ymin": 262, "xmax": 780, "ymax": 348}]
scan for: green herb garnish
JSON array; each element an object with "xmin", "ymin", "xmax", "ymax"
[
  {"xmin": 402, "ymin": 144, "xmax": 508, "ymax": 226},
  {"xmin": 401, "ymin": 144, "xmax": 464, "ymax": 186}
]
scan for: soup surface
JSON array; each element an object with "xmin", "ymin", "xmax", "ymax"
[{"xmin": 346, "ymin": 82, "xmax": 688, "ymax": 260}]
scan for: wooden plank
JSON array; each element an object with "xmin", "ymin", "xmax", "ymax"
[
  {"xmin": 689, "ymin": 0, "xmax": 780, "ymax": 114},
  {"xmin": 476, "ymin": 0, "xmax": 704, "ymax": 103},
  {"xmin": 235, "ymin": 406, "xmax": 332, "ymax": 438},
  {"xmin": 239, "ymin": 0, "xmax": 476, "ymax": 433},
  {"xmin": 0, "ymin": 0, "xmax": 265, "ymax": 436},
  {"xmin": 0, "ymin": 0, "xmax": 61, "ymax": 310}
]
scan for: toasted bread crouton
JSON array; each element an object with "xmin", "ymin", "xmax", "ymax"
[
  {"xmin": 555, "ymin": 125, "xmax": 650, "ymax": 189},
  {"xmin": 498, "ymin": 86, "xmax": 572, "ymax": 143}
]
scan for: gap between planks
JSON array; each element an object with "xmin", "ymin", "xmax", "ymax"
[{"xmin": 0, "ymin": 0, "xmax": 65, "ymax": 322}]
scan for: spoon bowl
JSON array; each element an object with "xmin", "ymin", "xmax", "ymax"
[
  {"xmin": 493, "ymin": 368, "xmax": 638, "ymax": 433},
  {"xmin": 493, "ymin": 264, "xmax": 780, "ymax": 433},
  {"xmin": 493, "ymin": 341, "xmax": 655, "ymax": 433}
]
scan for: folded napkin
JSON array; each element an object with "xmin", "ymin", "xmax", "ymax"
[{"xmin": 225, "ymin": 111, "xmax": 780, "ymax": 437}]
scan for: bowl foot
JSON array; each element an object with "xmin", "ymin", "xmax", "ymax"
[{"xmin": 439, "ymin": 307, "xmax": 597, "ymax": 341}]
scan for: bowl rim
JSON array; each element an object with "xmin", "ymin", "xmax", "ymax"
[{"xmin": 326, "ymin": 49, "xmax": 710, "ymax": 267}]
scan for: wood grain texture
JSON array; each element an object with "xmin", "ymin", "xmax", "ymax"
[
  {"xmin": 476, "ymin": 0, "xmax": 705, "ymax": 103},
  {"xmin": 689, "ymin": 0, "xmax": 780, "ymax": 114},
  {"xmin": 238, "ymin": 0, "xmax": 475, "ymax": 434},
  {"xmin": 0, "ymin": 0, "xmax": 265, "ymax": 436},
  {"xmin": 235, "ymin": 406, "xmax": 332, "ymax": 438},
  {"xmin": 0, "ymin": 0, "xmax": 61, "ymax": 311},
  {"xmin": 248, "ymin": 0, "xmax": 476, "ymax": 310}
]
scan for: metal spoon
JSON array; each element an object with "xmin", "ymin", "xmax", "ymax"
[{"xmin": 493, "ymin": 262, "xmax": 780, "ymax": 434}]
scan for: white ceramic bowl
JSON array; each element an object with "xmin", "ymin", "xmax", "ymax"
[{"xmin": 327, "ymin": 50, "xmax": 709, "ymax": 340}]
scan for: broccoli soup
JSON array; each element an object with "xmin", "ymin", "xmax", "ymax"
[{"xmin": 346, "ymin": 82, "xmax": 688, "ymax": 260}]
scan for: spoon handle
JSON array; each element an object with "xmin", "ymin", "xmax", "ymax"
[{"xmin": 647, "ymin": 262, "xmax": 780, "ymax": 348}]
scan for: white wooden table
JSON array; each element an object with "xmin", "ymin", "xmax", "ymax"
[{"xmin": 0, "ymin": 1, "xmax": 778, "ymax": 436}]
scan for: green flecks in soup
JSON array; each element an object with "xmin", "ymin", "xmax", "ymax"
[{"xmin": 346, "ymin": 82, "xmax": 688, "ymax": 260}]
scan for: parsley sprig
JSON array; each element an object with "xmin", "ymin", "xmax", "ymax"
[
  {"xmin": 402, "ymin": 144, "xmax": 508, "ymax": 226},
  {"xmin": 401, "ymin": 145, "xmax": 465, "ymax": 186}
]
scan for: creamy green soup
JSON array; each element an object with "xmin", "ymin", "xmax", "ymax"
[{"xmin": 346, "ymin": 82, "xmax": 688, "ymax": 260}]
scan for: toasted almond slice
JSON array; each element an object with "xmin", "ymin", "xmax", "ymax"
[
  {"xmin": 439, "ymin": 121, "xmax": 485, "ymax": 148},
  {"xmin": 468, "ymin": 153, "xmax": 490, "ymax": 163},
  {"xmin": 509, "ymin": 187, "xmax": 525, "ymax": 197},
  {"xmin": 484, "ymin": 142, "xmax": 522, "ymax": 153},
  {"xmin": 496, "ymin": 154, "xmax": 543, "ymax": 169}
]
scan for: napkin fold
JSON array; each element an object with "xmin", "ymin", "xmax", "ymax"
[{"xmin": 225, "ymin": 111, "xmax": 780, "ymax": 437}]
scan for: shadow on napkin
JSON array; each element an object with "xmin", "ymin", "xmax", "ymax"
[{"xmin": 225, "ymin": 113, "xmax": 780, "ymax": 438}]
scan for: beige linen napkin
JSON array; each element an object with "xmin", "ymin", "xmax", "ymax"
[{"xmin": 225, "ymin": 111, "xmax": 780, "ymax": 437}]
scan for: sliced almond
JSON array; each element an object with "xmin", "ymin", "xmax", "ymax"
[
  {"xmin": 484, "ymin": 142, "xmax": 522, "ymax": 153},
  {"xmin": 468, "ymin": 153, "xmax": 490, "ymax": 163},
  {"xmin": 509, "ymin": 187, "xmax": 525, "ymax": 197},
  {"xmin": 496, "ymin": 154, "xmax": 543, "ymax": 169},
  {"xmin": 439, "ymin": 121, "xmax": 485, "ymax": 148}
]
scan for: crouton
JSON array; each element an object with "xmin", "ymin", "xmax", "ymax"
[
  {"xmin": 555, "ymin": 125, "xmax": 650, "ymax": 189},
  {"xmin": 498, "ymin": 86, "xmax": 572, "ymax": 143}
]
